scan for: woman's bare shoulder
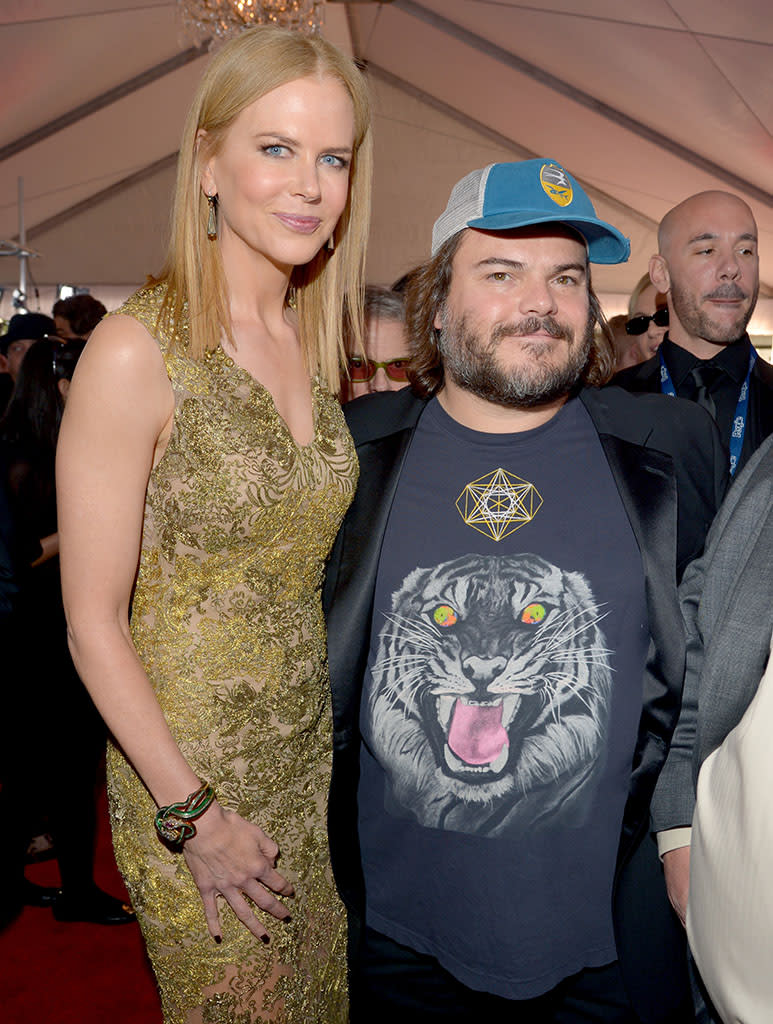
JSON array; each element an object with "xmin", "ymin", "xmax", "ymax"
[
  {"xmin": 67, "ymin": 314, "xmax": 174, "ymax": 432},
  {"xmin": 79, "ymin": 313, "xmax": 168, "ymax": 377}
]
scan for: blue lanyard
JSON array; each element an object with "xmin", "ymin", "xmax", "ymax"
[{"xmin": 659, "ymin": 349, "xmax": 757, "ymax": 475}]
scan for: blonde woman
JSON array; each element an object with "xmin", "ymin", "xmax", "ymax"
[{"xmin": 56, "ymin": 26, "xmax": 371, "ymax": 1023}]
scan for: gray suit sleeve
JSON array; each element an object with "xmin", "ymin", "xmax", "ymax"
[
  {"xmin": 651, "ymin": 436, "xmax": 773, "ymax": 832},
  {"xmin": 649, "ymin": 556, "xmax": 703, "ymax": 830}
]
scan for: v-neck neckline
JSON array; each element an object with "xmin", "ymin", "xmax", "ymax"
[{"xmin": 208, "ymin": 345, "xmax": 319, "ymax": 451}]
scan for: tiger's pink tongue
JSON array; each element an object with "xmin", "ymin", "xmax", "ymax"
[{"xmin": 448, "ymin": 700, "xmax": 508, "ymax": 765}]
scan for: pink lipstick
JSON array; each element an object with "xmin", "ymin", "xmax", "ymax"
[{"xmin": 274, "ymin": 213, "xmax": 321, "ymax": 234}]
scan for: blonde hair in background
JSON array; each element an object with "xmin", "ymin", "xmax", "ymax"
[
  {"xmin": 628, "ymin": 272, "xmax": 656, "ymax": 317},
  {"xmin": 154, "ymin": 25, "xmax": 372, "ymax": 393}
]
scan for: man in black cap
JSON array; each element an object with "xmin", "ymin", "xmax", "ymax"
[
  {"xmin": 614, "ymin": 191, "xmax": 773, "ymax": 478},
  {"xmin": 324, "ymin": 159, "xmax": 727, "ymax": 1022},
  {"xmin": 0, "ymin": 313, "xmax": 57, "ymax": 383},
  {"xmin": 0, "ymin": 312, "xmax": 57, "ymax": 412}
]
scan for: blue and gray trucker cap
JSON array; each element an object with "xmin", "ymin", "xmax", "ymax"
[{"xmin": 431, "ymin": 159, "xmax": 630, "ymax": 265}]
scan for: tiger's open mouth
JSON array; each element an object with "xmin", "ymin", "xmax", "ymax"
[{"xmin": 438, "ymin": 695, "xmax": 522, "ymax": 775}]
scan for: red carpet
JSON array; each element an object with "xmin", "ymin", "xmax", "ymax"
[{"xmin": 1, "ymin": 790, "xmax": 162, "ymax": 1024}]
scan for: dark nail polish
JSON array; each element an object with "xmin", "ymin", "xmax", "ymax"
[
  {"xmin": 214, "ymin": 935, "xmax": 222, "ymax": 945},
  {"xmin": 283, "ymin": 916, "xmax": 292, "ymax": 924},
  {"xmin": 261, "ymin": 934, "xmax": 270, "ymax": 944}
]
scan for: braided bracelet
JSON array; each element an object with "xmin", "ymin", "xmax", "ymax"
[{"xmin": 154, "ymin": 782, "xmax": 216, "ymax": 846}]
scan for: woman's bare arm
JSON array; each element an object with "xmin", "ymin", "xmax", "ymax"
[{"xmin": 57, "ymin": 315, "xmax": 293, "ymax": 940}]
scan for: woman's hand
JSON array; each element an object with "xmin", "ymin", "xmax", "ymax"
[
  {"xmin": 31, "ymin": 531, "xmax": 59, "ymax": 567},
  {"xmin": 182, "ymin": 802, "xmax": 295, "ymax": 942}
]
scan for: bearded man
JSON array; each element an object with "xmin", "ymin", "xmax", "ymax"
[
  {"xmin": 323, "ymin": 160, "xmax": 727, "ymax": 1023},
  {"xmin": 614, "ymin": 191, "xmax": 773, "ymax": 477}
]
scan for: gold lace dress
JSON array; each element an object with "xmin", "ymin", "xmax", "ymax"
[{"xmin": 105, "ymin": 286, "xmax": 354, "ymax": 1023}]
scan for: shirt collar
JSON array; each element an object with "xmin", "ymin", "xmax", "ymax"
[{"xmin": 660, "ymin": 333, "xmax": 751, "ymax": 387}]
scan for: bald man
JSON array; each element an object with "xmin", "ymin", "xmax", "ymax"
[{"xmin": 614, "ymin": 191, "xmax": 773, "ymax": 477}]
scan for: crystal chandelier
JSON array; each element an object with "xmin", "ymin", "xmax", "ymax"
[{"xmin": 178, "ymin": 0, "xmax": 325, "ymax": 40}]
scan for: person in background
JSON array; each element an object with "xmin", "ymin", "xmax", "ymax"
[
  {"xmin": 0, "ymin": 313, "xmax": 57, "ymax": 384},
  {"xmin": 625, "ymin": 272, "xmax": 668, "ymax": 362},
  {"xmin": 342, "ymin": 285, "xmax": 410, "ymax": 401},
  {"xmin": 56, "ymin": 25, "xmax": 371, "ymax": 1023},
  {"xmin": 0, "ymin": 337, "xmax": 133, "ymax": 929},
  {"xmin": 614, "ymin": 192, "xmax": 773, "ymax": 478},
  {"xmin": 52, "ymin": 294, "xmax": 107, "ymax": 341},
  {"xmin": 0, "ymin": 356, "xmax": 10, "ymax": 416},
  {"xmin": 608, "ymin": 313, "xmax": 645, "ymax": 371}
]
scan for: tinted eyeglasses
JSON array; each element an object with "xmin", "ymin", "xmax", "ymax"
[
  {"xmin": 625, "ymin": 307, "xmax": 669, "ymax": 336},
  {"xmin": 347, "ymin": 356, "xmax": 411, "ymax": 383}
]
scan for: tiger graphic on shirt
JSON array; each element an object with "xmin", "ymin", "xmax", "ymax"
[{"xmin": 364, "ymin": 552, "xmax": 612, "ymax": 836}]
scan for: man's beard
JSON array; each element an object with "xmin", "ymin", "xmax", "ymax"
[
  {"xmin": 437, "ymin": 310, "xmax": 594, "ymax": 408},
  {"xmin": 670, "ymin": 279, "xmax": 758, "ymax": 345}
]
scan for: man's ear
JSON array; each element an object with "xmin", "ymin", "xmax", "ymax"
[
  {"xmin": 649, "ymin": 254, "xmax": 670, "ymax": 295},
  {"xmin": 0, "ymin": 354, "xmax": 8, "ymax": 375},
  {"xmin": 433, "ymin": 308, "xmax": 443, "ymax": 331}
]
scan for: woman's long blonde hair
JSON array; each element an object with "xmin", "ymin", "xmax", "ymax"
[{"xmin": 154, "ymin": 25, "xmax": 372, "ymax": 393}]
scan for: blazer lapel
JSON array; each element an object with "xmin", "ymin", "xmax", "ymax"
[
  {"xmin": 325, "ymin": 426, "xmax": 414, "ymax": 739},
  {"xmin": 598, "ymin": 432, "xmax": 685, "ymax": 845}
]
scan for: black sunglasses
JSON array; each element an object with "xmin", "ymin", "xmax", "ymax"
[{"xmin": 625, "ymin": 307, "xmax": 669, "ymax": 336}]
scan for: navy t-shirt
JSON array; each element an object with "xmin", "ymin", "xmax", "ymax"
[{"xmin": 358, "ymin": 396, "xmax": 649, "ymax": 999}]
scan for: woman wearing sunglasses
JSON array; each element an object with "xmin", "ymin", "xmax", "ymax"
[{"xmin": 625, "ymin": 273, "xmax": 669, "ymax": 361}]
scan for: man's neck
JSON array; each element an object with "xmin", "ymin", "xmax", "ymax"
[
  {"xmin": 665, "ymin": 327, "xmax": 743, "ymax": 361},
  {"xmin": 437, "ymin": 383, "xmax": 568, "ymax": 433}
]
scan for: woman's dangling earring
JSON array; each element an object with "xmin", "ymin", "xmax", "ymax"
[{"xmin": 206, "ymin": 193, "xmax": 218, "ymax": 240}]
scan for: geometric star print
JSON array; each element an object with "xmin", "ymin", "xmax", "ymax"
[{"xmin": 455, "ymin": 467, "xmax": 543, "ymax": 541}]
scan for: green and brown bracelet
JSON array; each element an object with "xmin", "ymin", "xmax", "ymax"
[{"xmin": 154, "ymin": 781, "xmax": 216, "ymax": 846}]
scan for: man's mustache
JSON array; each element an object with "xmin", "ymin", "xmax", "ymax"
[
  {"xmin": 705, "ymin": 284, "xmax": 748, "ymax": 301},
  {"xmin": 491, "ymin": 316, "xmax": 572, "ymax": 344}
]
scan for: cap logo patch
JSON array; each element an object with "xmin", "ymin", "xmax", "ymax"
[{"xmin": 540, "ymin": 163, "xmax": 573, "ymax": 207}]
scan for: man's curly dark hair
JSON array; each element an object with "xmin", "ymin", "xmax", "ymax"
[{"xmin": 404, "ymin": 230, "xmax": 616, "ymax": 399}]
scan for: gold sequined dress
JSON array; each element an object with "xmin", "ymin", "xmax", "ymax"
[{"xmin": 106, "ymin": 285, "xmax": 354, "ymax": 1023}]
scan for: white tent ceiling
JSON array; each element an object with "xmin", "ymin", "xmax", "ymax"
[{"xmin": 2, "ymin": 0, "xmax": 773, "ymax": 328}]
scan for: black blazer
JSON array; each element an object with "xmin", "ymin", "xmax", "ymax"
[
  {"xmin": 323, "ymin": 385, "xmax": 727, "ymax": 1022},
  {"xmin": 613, "ymin": 336, "xmax": 773, "ymax": 476}
]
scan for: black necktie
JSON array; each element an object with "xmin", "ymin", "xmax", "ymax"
[{"xmin": 689, "ymin": 365, "xmax": 720, "ymax": 420}]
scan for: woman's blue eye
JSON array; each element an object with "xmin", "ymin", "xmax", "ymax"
[
  {"xmin": 320, "ymin": 154, "xmax": 347, "ymax": 168},
  {"xmin": 263, "ymin": 144, "xmax": 287, "ymax": 157}
]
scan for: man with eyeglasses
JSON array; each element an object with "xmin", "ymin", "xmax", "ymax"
[
  {"xmin": 324, "ymin": 159, "xmax": 727, "ymax": 1023},
  {"xmin": 614, "ymin": 191, "xmax": 773, "ymax": 478},
  {"xmin": 342, "ymin": 285, "xmax": 411, "ymax": 402}
]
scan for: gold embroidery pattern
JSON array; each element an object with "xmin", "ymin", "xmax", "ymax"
[{"xmin": 106, "ymin": 285, "xmax": 354, "ymax": 1023}]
